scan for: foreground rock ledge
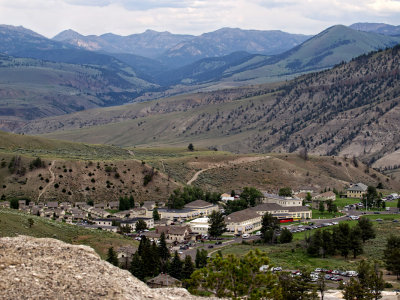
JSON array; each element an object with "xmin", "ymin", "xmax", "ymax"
[{"xmin": 0, "ymin": 236, "xmax": 214, "ymax": 300}]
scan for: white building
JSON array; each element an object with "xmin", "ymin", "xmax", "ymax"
[
  {"xmin": 189, "ymin": 217, "xmax": 210, "ymax": 234},
  {"xmin": 262, "ymin": 193, "xmax": 302, "ymax": 207}
]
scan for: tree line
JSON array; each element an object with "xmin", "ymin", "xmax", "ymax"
[{"xmin": 307, "ymin": 218, "xmax": 375, "ymax": 259}]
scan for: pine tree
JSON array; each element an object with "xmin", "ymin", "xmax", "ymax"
[
  {"xmin": 130, "ymin": 252, "xmax": 145, "ymax": 281},
  {"xmin": 153, "ymin": 207, "xmax": 160, "ymax": 221},
  {"xmin": 135, "ymin": 219, "xmax": 147, "ymax": 232},
  {"xmin": 182, "ymin": 255, "xmax": 195, "ymax": 280},
  {"xmin": 129, "ymin": 195, "xmax": 135, "ymax": 208},
  {"xmin": 208, "ymin": 211, "xmax": 226, "ymax": 238},
  {"xmin": 384, "ymin": 235, "xmax": 400, "ymax": 279},
  {"xmin": 261, "ymin": 213, "xmax": 280, "ymax": 244},
  {"xmin": 349, "ymin": 226, "xmax": 363, "ymax": 259},
  {"xmin": 279, "ymin": 228, "xmax": 293, "ymax": 244},
  {"xmin": 158, "ymin": 232, "xmax": 170, "ymax": 272},
  {"xmin": 356, "ymin": 217, "xmax": 376, "ymax": 243},
  {"xmin": 195, "ymin": 249, "xmax": 208, "ymax": 268},
  {"xmin": 106, "ymin": 247, "xmax": 119, "ymax": 266},
  {"xmin": 169, "ymin": 251, "xmax": 183, "ymax": 280}
]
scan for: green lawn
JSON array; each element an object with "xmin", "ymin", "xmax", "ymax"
[
  {"xmin": 334, "ymin": 196, "xmax": 360, "ymax": 208},
  {"xmin": 311, "ymin": 209, "xmax": 343, "ymax": 219},
  {"xmin": 0, "ymin": 208, "xmax": 138, "ymax": 258}
]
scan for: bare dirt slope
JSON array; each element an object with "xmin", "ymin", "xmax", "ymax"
[{"xmin": 0, "ymin": 235, "xmax": 213, "ymax": 300}]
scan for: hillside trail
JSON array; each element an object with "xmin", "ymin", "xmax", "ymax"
[
  {"xmin": 187, "ymin": 156, "xmax": 270, "ymax": 185},
  {"xmin": 37, "ymin": 160, "xmax": 55, "ymax": 202}
]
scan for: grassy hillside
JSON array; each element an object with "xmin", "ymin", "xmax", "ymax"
[
  {"xmin": 0, "ymin": 131, "xmax": 180, "ymax": 203},
  {"xmin": 0, "ymin": 208, "xmax": 138, "ymax": 258}
]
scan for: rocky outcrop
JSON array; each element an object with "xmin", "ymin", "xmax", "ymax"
[{"xmin": 0, "ymin": 236, "xmax": 212, "ymax": 300}]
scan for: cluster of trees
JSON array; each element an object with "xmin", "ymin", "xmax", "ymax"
[
  {"xmin": 307, "ymin": 218, "xmax": 375, "ymax": 259},
  {"xmin": 208, "ymin": 211, "xmax": 226, "ymax": 238},
  {"xmin": 107, "ymin": 233, "xmax": 208, "ymax": 284},
  {"xmin": 167, "ymin": 186, "xmax": 220, "ymax": 209},
  {"xmin": 225, "ymin": 187, "xmax": 263, "ymax": 215},
  {"xmin": 362, "ymin": 186, "xmax": 384, "ymax": 209},
  {"xmin": 318, "ymin": 199, "xmax": 338, "ymax": 214},
  {"xmin": 118, "ymin": 195, "xmax": 134, "ymax": 211},
  {"xmin": 260, "ymin": 213, "xmax": 292, "ymax": 244},
  {"xmin": 29, "ymin": 157, "xmax": 45, "ymax": 170}
]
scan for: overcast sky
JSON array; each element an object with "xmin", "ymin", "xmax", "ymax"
[{"xmin": 1, "ymin": 0, "xmax": 400, "ymax": 37}]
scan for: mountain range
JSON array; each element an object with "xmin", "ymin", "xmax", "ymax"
[
  {"xmin": 19, "ymin": 44, "xmax": 400, "ymax": 170},
  {"xmin": 0, "ymin": 22, "xmax": 400, "ymax": 169}
]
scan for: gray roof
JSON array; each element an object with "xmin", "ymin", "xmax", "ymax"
[
  {"xmin": 347, "ymin": 183, "xmax": 368, "ymax": 192},
  {"xmin": 184, "ymin": 200, "xmax": 213, "ymax": 209},
  {"xmin": 286, "ymin": 206, "xmax": 311, "ymax": 212},
  {"xmin": 158, "ymin": 208, "xmax": 194, "ymax": 213},
  {"xmin": 250, "ymin": 203, "xmax": 285, "ymax": 212},
  {"xmin": 120, "ymin": 217, "xmax": 152, "ymax": 224},
  {"xmin": 225, "ymin": 209, "xmax": 260, "ymax": 223},
  {"xmin": 46, "ymin": 201, "xmax": 58, "ymax": 208}
]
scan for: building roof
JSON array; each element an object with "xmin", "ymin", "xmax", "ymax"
[
  {"xmin": 314, "ymin": 191, "xmax": 336, "ymax": 199},
  {"xmin": 286, "ymin": 206, "xmax": 311, "ymax": 212},
  {"xmin": 156, "ymin": 225, "xmax": 191, "ymax": 235},
  {"xmin": 225, "ymin": 209, "xmax": 260, "ymax": 223},
  {"xmin": 251, "ymin": 203, "xmax": 286, "ymax": 212},
  {"xmin": 108, "ymin": 201, "xmax": 119, "ymax": 207},
  {"xmin": 46, "ymin": 201, "xmax": 58, "ymax": 208},
  {"xmin": 184, "ymin": 200, "xmax": 213, "ymax": 209},
  {"xmin": 347, "ymin": 183, "xmax": 368, "ymax": 192},
  {"xmin": 262, "ymin": 193, "xmax": 299, "ymax": 201},
  {"xmin": 147, "ymin": 273, "xmax": 180, "ymax": 286},
  {"xmin": 94, "ymin": 203, "xmax": 106, "ymax": 208},
  {"xmin": 158, "ymin": 208, "xmax": 194, "ymax": 213}
]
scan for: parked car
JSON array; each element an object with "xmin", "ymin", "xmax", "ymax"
[
  {"xmin": 208, "ymin": 245, "xmax": 214, "ymax": 249},
  {"xmin": 324, "ymin": 274, "xmax": 332, "ymax": 280},
  {"xmin": 314, "ymin": 268, "xmax": 322, "ymax": 272},
  {"xmin": 331, "ymin": 270, "xmax": 340, "ymax": 275},
  {"xmin": 215, "ymin": 241, "xmax": 222, "ymax": 245},
  {"xmin": 255, "ymin": 231, "xmax": 262, "ymax": 236},
  {"xmin": 331, "ymin": 276, "xmax": 343, "ymax": 281},
  {"xmin": 374, "ymin": 211, "xmax": 381, "ymax": 214},
  {"xmin": 346, "ymin": 271, "xmax": 358, "ymax": 277},
  {"xmin": 272, "ymin": 267, "xmax": 282, "ymax": 272},
  {"xmin": 242, "ymin": 233, "xmax": 250, "ymax": 239}
]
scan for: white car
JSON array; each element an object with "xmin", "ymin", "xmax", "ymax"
[
  {"xmin": 255, "ymin": 231, "xmax": 262, "ymax": 236},
  {"xmin": 242, "ymin": 233, "xmax": 250, "ymax": 239}
]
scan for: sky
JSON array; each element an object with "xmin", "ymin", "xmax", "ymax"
[{"xmin": 0, "ymin": 0, "xmax": 400, "ymax": 37}]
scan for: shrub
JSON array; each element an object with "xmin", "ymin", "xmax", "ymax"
[{"xmin": 54, "ymin": 183, "xmax": 59, "ymax": 188}]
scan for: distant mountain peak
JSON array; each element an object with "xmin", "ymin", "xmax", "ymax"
[{"xmin": 52, "ymin": 29, "xmax": 83, "ymax": 41}]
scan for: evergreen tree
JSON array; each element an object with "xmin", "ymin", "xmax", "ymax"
[
  {"xmin": 130, "ymin": 252, "xmax": 145, "ymax": 281},
  {"xmin": 169, "ymin": 251, "xmax": 183, "ymax": 280},
  {"xmin": 182, "ymin": 255, "xmax": 195, "ymax": 280},
  {"xmin": 321, "ymin": 230, "xmax": 335, "ymax": 257},
  {"xmin": 261, "ymin": 213, "xmax": 280, "ymax": 244},
  {"xmin": 188, "ymin": 143, "xmax": 194, "ymax": 151},
  {"xmin": 307, "ymin": 230, "xmax": 322, "ymax": 257},
  {"xmin": 195, "ymin": 249, "xmax": 208, "ymax": 269},
  {"xmin": 319, "ymin": 201, "xmax": 325, "ymax": 214},
  {"xmin": 333, "ymin": 223, "xmax": 351, "ymax": 259},
  {"xmin": 240, "ymin": 187, "xmax": 263, "ymax": 207},
  {"xmin": 279, "ymin": 228, "xmax": 293, "ymax": 244},
  {"xmin": 343, "ymin": 278, "xmax": 365, "ymax": 300},
  {"xmin": 135, "ymin": 219, "xmax": 147, "ymax": 232},
  {"xmin": 384, "ymin": 235, "xmax": 400, "ymax": 279},
  {"xmin": 305, "ymin": 192, "xmax": 312, "ymax": 202},
  {"xmin": 106, "ymin": 247, "xmax": 119, "ymax": 266},
  {"xmin": 278, "ymin": 187, "xmax": 292, "ymax": 197},
  {"xmin": 158, "ymin": 232, "xmax": 170, "ymax": 272},
  {"xmin": 153, "ymin": 207, "xmax": 160, "ymax": 221},
  {"xmin": 349, "ymin": 226, "xmax": 363, "ymax": 259},
  {"xmin": 278, "ymin": 271, "xmax": 317, "ymax": 300},
  {"xmin": 357, "ymin": 260, "xmax": 385, "ymax": 300},
  {"xmin": 208, "ymin": 211, "xmax": 226, "ymax": 238},
  {"xmin": 397, "ymin": 198, "xmax": 400, "ymax": 209},
  {"xmin": 129, "ymin": 195, "xmax": 135, "ymax": 208},
  {"xmin": 357, "ymin": 217, "xmax": 376, "ymax": 243}
]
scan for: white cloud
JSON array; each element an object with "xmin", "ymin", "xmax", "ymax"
[{"xmin": 0, "ymin": 0, "xmax": 399, "ymax": 37}]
